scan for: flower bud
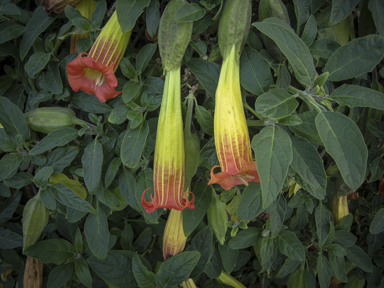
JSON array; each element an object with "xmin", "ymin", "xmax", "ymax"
[
  {"xmin": 23, "ymin": 257, "xmax": 43, "ymax": 288},
  {"xmin": 332, "ymin": 194, "xmax": 349, "ymax": 225},
  {"xmin": 163, "ymin": 209, "xmax": 187, "ymax": 260}
]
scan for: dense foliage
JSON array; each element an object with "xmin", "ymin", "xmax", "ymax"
[{"xmin": 1, "ymin": 0, "xmax": 384, "ymax": 287}]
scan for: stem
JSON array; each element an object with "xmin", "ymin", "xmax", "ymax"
[
  {"xmin": 246, "ymin": 120, "xmax": 265, "ymax": 126},
  {"xmin": 185, "ymin": 93, "xmax": 195, "ymax": 136},
  {"xmin": 243, "ymin": 102, "xmax": 263, "ymax": 120},
  {"xmin": 288, "ymin": 86, "xmax": 324, "ymax": 113}
]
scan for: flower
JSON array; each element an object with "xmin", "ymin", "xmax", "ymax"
[
  {"xmin": 163, "ymin": 209, "xmax": 187, "ymax": 260},
  {"xmin": 66, "ymin": 11, "xmax": 132, "ymax": 102},
  {"xmin": 70, "ymin": 0, "xmax": 97, "ymax": 54},
  {"xmin": 141, "ymin": 67, "xmax": 195, "ymax": 213},
  {"xmin": 42, "ymin": 0, "xmax": 82, "ymax": 15},
  {"xmin": 208, "ymin": 46, "xmax": 260, "ymax": 190}
]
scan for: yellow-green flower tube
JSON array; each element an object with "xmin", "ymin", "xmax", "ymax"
[{"xmin": 163, "ymin": 209, "xmax": 187, "ymax": 260}]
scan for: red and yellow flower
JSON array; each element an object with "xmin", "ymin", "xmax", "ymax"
[
  {"xmin": 162, "ymin": 209, "xmax": 187, "ymax": 260},
  {"xmin": 141, "ymin": 67, "xmax": 195, "ymax": 213},
  {"xmin": 208, "ymin": 45, "xmax": 260, "ymax": 190},
  {"xmin": 66, "ymin": 11, "xmax": 132, "ymax": 102}
]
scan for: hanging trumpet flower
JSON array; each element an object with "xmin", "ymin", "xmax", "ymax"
[
  {"xmin": 208, "ymin": 0, "xmax": 260, "ymax": 190},
  {"xmin": 66, "ymin": 11, "xmax": 132, "ymax": 102}
]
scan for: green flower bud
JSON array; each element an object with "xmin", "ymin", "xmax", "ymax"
[{"xmin": 207, "ymin": 189, "xmax": 228, "ymax": 245}]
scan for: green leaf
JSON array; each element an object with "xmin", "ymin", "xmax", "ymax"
[
  {"xmin": 315, "ymin": 112, "xmax": 367, "ymax": 191},
  {"xmin": 368, "ymin": 0, "xmax": 384, "ymax": 37},
  {"xmin": 92, "ymin": 0, "xmax": 107, "ymax": 26},
  {"xmin": 72, "ymin": 17, "xmax": 92, "ymax": 31},
  {"xmin": 42, "ymin": 146, "xmax": 79, "ymax": 174},
  {"xmin": 40, "ymin": 62, "xmax": 63, "ymax": 95},
  {"xmin": 260, "ymin": 237, "xmax": 276, "ymax": 269},
  {"xmin": 189, "ymin": 227, "xmax": 214, "ymax": 278},
  {"xmin": 290, "ymin": 136, "xmax": 327, "ymax": 199},
  {"xmin": 287, "ymin": 264, "xmax": 306, "ymax": 288},
  {"xmin": 290, "ymin": 111, "xmax": 323, "ymax": 145},
  {"xmin": 323, "ymin": 35, "xmax": 384, "ymax": 82},
  {"xmin": 301, "ymin": 15, "xmax": 317, "ymax": 46},
  {"xmin": 24, "ymin": 239, "xmax": 75, "ymax": 265},
  {"xmin": 105, "ymin": 157, "xmax": 121, "ymax": 188},
  {"xmin": 276, "ymin": 230, "xmax": 305, "ymax": 261},
  {"xmin": 116, "ymin": 0, "xmax": 151, "ymax": 33},
  {"xmin": 315, "ymin": 204, "xmax": 333, "ymax": 247},
  {"xmin": 0, "ymin": 97, "xmax": 29, "ymax": 140},
  {"xmin": 253, "ymin": 18, "xmax": 316, "ymax": 87},
  {"xmin": 132, "ymin": 227, "xmax": 152, "ymax": 254},
  {"xmin": 50, "ymin": 183, "xmax": 96, "ymax": 213},
  {"xmin": 218, "ymin": 244, "xmax": 238, "ymax": 274},
  {"xmin": 120, "ymin": 58, "xmax": 137, "ymax": 80},
  {"xmin": 329, "ymin": 254, "xmax": 345, "ymax": 281},
  {"xmin": 136, "ymin": 43, "xmax": 157, "ymax": 73},
  {"xmin": 333, "ymin": 230, "xmax": 356, "ymax": 247},
  {"xmin": 195, "ymin": 104, "xmax": 214, "ymax": 135},
  {"xmin": 255, "ymin": 88, "xmax": 299, "ymax": 119},
  {"xmin": 146, "ymin": 0, "xmax": 160, "ymax": 38},
  {"xmin": 121, "ymin": 120, "xmax": 149, "ymax": 168},
  {"xmin": 0, "ymin": 22, "xmax": 25, "ymax": 45},
  {"xmin": 251, "ymin": 125, "xmax": 293, "ymax": 208},
  {"xmin": 190, "ymin": 39, "xmax": 207, "ymax": 55},
  {"xmin": 47, "ymin": 263, "xmax": 73, "ymax": 288},
  {"xmin": 33, "ymin": 166, "xmax": 53, "ymax": 189},
  {"xmin": 175, "ymin": 3, "xmax": 206, "ymax": 22},
  {"xmin": 367, "ymin": 119, "xmax": 384, "ymax": 139},
  {"xmin": 183, "ymin": 183, "xmax": 212, "ymax": 236},
  {"xmin": 84, "ymin": 202, "xmax": 110, "ymax": 259},
  {"xmin": 155, "ymin": 251, "xmax": 200, "ymax": 288},
  {"xmin": 309, "ymin": 38, "xmax": 341, "ymax": 59},
  {"xmin": 29, "ymin": 127, "xmax": 78, "ymax": 155},
  {"xmin": 0, "ymin": 228, "xmax": 23, "ymax": 249},
  {"xmin": 346, "ymin": 245, "xmax": 373, "ymax": 272},
  {"xmin": 293, "ymin": 0, "xmax": 311, "ymax": 32},
  {"xmin": 20, "ymin": 6, "xmax": 57, "ymax": 60},
  {"xmin": 71, "ymin": 92, "xmax": 112, "ymax": 113},
  {"xmin": 119, "ymin": 167, "xmax": 139, "ymax": 211},
  {"xmin": 82, "ymin": 140, "xmax": 103, "ymax": 195},
  {"xmin": 317, "ymin": 254, "xmax": 332, "ymax": 288},
  {"xmin": 75, "ymin": 258, "xmax": 92, "ymax": 288},
  {"xmin": 0, "ymin": 153, "xmax": 24, "ymax": 181},
  {"xmin": 228, "ymin": 227, "xmax": 262, "ymax": 249},
  {"xmin": 186, "ymin": 58, "xmax": 220, "ymax": 97},
  {"xmin": 192, "ymin": 13, "xmax": 212, "ymax": 35},
  {"xmin": 108, "ymin": 105, "xmax": 129, "ymax": 125},
  {"xmin": 329, "ymin": 0, "xmax": 360, "ymax": 26},
  {"xmin": 204, "ymin": 249, "xmax": 222, "ymax": 279},
  {"xmin": 331, "ymin": 84, "xmax": 384, "ymax": 110},
  {"xmin": 370, "ymin": 208, "xmax": 384, "ymax": 234},
  {"xmin": 132, "ymin": 253, "xmax": 156, "ymax": 288},
  {"xmin": 268, "ymin": 195, "xmax": 287, "ymax": 237},
  {"xmin": 0, "ymin": 191, "xmax": 21, "ymax": 224},
  {"xmin": 276, "ymin": 258, "xmax": 301, "ymax": 279},
  {"xmin": 237, "ymin": 182, "xmax": 263, "ymax": 221}
]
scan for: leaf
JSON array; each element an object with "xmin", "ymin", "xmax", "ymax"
[
  {"xmin": 25, "ymin": 52, "xmax": 51, "ymax": 78},
  {"xmin": 132, "ymin": 253, "xmax": 156, "ymax": 288},
  {"xmin": 369, "ymin": 0, "xmax": 384, "ymax": 37},
  {"xmin": 108, "ymin": 105, "xmax": 130, "ymax": 125},
  {"xmin": 84, "ymin": 203, "xmax": 110, "ymax": 259},
  {"xmin": 75, "ymin": 258, "xmax": 92, "ymax": 288},
  {"xmin": 116, "ymin": 0, "xmax": 151, "ymax": 33},
  {"xmin": 329, "ymin": 0, "xmax": 360, "ymax": 26},
  {"xmin": 290, "ymin": 111, "xmax": 323, "ymax": 145},
  {"xmin": 290, "ymin": 136, "xmax": 327, "ymax": 199},
  {"xmin": 309, "ymin": 38, "xmax": 341, "ymax": 59},
  {"xmin": 43, "ymin": 146, "xmax": 79, "ymax": 174},
  {"xmin": 183, "ymin": 183, "xmax": 212, "ymax": 236},
  {"xmin": 0, "ymin": 97, "xmax": 29, "ymax": 140},
  {"xmin": 29, "ymin": 127, "xmax": 78, "ymax": 155},
  {"xmin": 50, "ymin": 183, "xmax": 95, "ymax": 213},
  {"xmin": 207, "ymin": 189, "xmax": 227, "ymax": 245},
  {"xmin": 175, "ymin": 3, "xmax": 206, "ymax": 22},
  {"xmin": 190, "ymin": 39, "xmax": 207, "ymax": 55},
  {"xmin": 70, "ymin": 91, "xmax": 112, "ymax": 113},
  {"xmin": 146, "ymin": 0, "xmax": 160, "ymax": 38},
  {"xmin": 189, "ymin": 227, "xmax": 214, "ymax": 278},
  {"xmin": 251, "ymin": 125, "xmax": 293, "ymax": 208},
  {"xmin": 82, "ymin": 140, "xmax": 103, "ymax": 195},
  {"xmin": 47, "ymin": 263, "xmax": 73, "ymax": 288},
  {"xmin": 253, "ymin": 18, "xmax": 316, "ymax": 87},
  {"xmin": 315, "ymin": 112, "xmax": 367, "ymax": 191},
  {"xmin": 370, "ymin": 208, "xmax": 384, "ymax": 234},
  {"xmin": 136, "ymin": 43, "xmax": 157, "ymax": 73},
  {"xmin": 40, "ymin": 62, "xmax": 63, "ymax": 95},
  {"xmin": 20, "ymin": 6, "xmax": 57, "ymax": 60},
  {"xmin": 218, "ymin": 244, "xmax": 238, "ymax": 274},
  {"xmin": 119, "ymin": 167, "xmax": 139, "ymax": 211},
  {"xmin": 293, "ymin": 0, "xmax": 311, "ymax": 32},
  {"xmin": 186, "ymin": 58, "xmax": 220, "ymax": 97},
  {"xmin": 0, "ymin": 153, "xmax": 24, "ymax": 181},
  {"xmin": 346, "ymin": 245, "xmax": 373, "ymax": 272},
  {"xmin": 155, "ymin": 251, "xmax": 200, "ymax": 288},
  {"xmin": 329, "ymin": 254, "xmax": 345, "ymax": 281},
  {"xmin": 323, "ymin": 35, "xmax": 384, "ymax": 82},
  {"xmin": 0, "ymin": 228, "xmax": 23, "ymax": 249},
  {"xmin": 255, "ymin": 88, "xmax": 299, "ymax": 119},
  {"xmin": 333, "ymin": 230, "xmax": 356, "ymax": 247},
  {"xmin": 121, "ymin": 120, "xmax": 149, "ymax": 168},
  {"xmin": 275, "ymin": 230, "xmax": 305, "ymax": 261},
  {"xmin": 301, "ymin": 15, "xmax": 317, "ymax": 46},
  {"xmin": 24, "ymin": 239, "xmax": 75, "ymax": 265},
  {"xmin": 315, "ymin": 204, "xmax": 333, "ymax": 247},
  {"xmin": 0, "ymin": 22, "xmax": 25, "ymax": 45},
  {"xmin": 276, "ymin": 258, "xmax": 301, "ymax": 279},
  {"xmin": 269, "ymin": 195, "xmax": 287, "ymax": 237},
  {"xmin": 331, "ymin": 84, "xmax": 384, "ymax": 110},
  {"xmin": 237, "ymin": 182, "xmax": 263, "ymax": 221},
  {"xmin": 195, "ymin": 104, "xmax": 214, "ymax": 135},
  {"xmin": 0, "ymin": 191, "xmax": 22, "ymax": 224},
  {"xmin": 317, "ymin": 254, "xmax": 332, "ymax": 288},
  {"xmin": 228, "ymin": 227, "xmax": 262, "ymax": 249}
]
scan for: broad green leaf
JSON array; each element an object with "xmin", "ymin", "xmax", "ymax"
[
  {"xmin": 346, "ymin": 245, "xmax": 373, "ymax": 272},
  {"xmin": 123, "ymin": 81, "xmax": 143, "ymax": 104},
  {"xmin": 293, "ymin": 0, "xmax": 311, "ymax": 32},
  {"xmin": 276, "ymin": 230, "xmax": 305, "ymax": 261},
  {"xmin": 33, "ymin": 166, "xmax": 53, "ymax": 189},
  {"xmin": 71, "ymin": 91, "xmax": 112, "ymax": 113},
  {"xmin": 268, "ymin": 195, "xmax": 287, "ymax": 237},
  {"xmin": 0, "ymin": 228, "xmax": 23, "ymax": 249},
  {"xmin": 29, "ymin": 127, "xmax": 78, "ymax": 155},
  {"xmin": 91, "ymin": 0, "xmax": 107, "ymax": 26},
  {"xmin": 0, "ymin": 125, "xmax": 16, "ymax": 152},
  {"xmin": 309, "ymin": 38, "xmax": 341, "ymax": 59},
  {"xmin": 0, "ymin": 97, "xmax": 29, "ymax": 140},
  {"xmin": 186, "ymin": 58, "xmax": 220, "ymax": 97},
  {"xmin": 40, "ymin": 62, "xmax": 63, "ymax": 95},
  {"xmin": 329, "ymin": 0, "xmax": 360, "ymax": 26},
  {"xmin": 290, "ymin": 111, "xmax": 323, "ymax": 145},
  {"xmin": 192, "ymin": 13, "xmax": 212, "ymax": 35},
  {"xmin": 369, "ymin": 0, "xmax": 384, "ymax": 37},
  {"xmin": 228, "ymin": 227, "xmax": 262, "ymax": 249},
  {"xmin": 119, "ymin": 167, "xmax": 139, "ymax": 211},
  {"xmin": 132, "ymin": 227, "xmax": 152, "ymax": 254},
  {"xmin": 20, "ymin": 6, "xmax": 56, "ymax": 60},
  {"xmin": 146, "ymin": 0, "xmax": 160, "ymax": 38},
  {"xmin": 317, "ymin": 254, "xmax": 332, "ymax": 288},
  {"xmin": 121, "ymin": 120, "xmax": 149, "ymax": 168},
  {"xmin": 204, "ymin": 249, "xmax": 222, "ymax": 279},
  {"xmin": 155, "ymin": 251, "xmax": 200, "ymax": 288},
  {"xmin": 255, "ymin": 88, "xmax": 299, "ymax": 119},
  {"xmin": 24, "ymin": 239, "xmax": 75, "ymax": 265},
  {"xmin": 333, "ymin": 230, "xmax": 356, "ymax": 247},
  {"xmin": 183, "ymin": 183, "xmax": 212, "ymax": 236},
  {"xmin": 0, "ymin": 22, "xmax": 25, "ymax": 45},
  {"xmin": 253, "ymin": 18, "xmax": 316, "ymax": 87},
  {"xmin": 47, "ymin": 263, "xmax": 73, "ymax": 288},
  {"xmin": 367, "ymin": 232, "xmax": 384, "ymax": 256},
  {"xmin": 331, "ymin": 84, "xmax": 384, "ymax": 110},
  {"xmin": 189, "ymin": 227, "xmax": 214, "ymax": 278},
  {"xmin": 240, "ymin": 47, "xmax": 273, "ymax": 96},
  {"xmin": 251, "ymin": 125, "xmax": 293, "ymax": 208},
  {"xmin": 190, "ymin": 39, "xmax": 207, "ymax": 55},
  {"xmin": 42, "ymin": 146, "xmax": 79, "ymax": 174},
  {"xmin": 290, "ymin": 136, "xmax": 327, "ymax": 199},
  {"xmin": 116, "ymin": 0, "xmax": 151, "ymax": 33},
  {"xmin": 195, "ymin": 104, "xmax": 214, "ymax": 135},
  {"xmin": 136, "ymin": 43, "xmax": 157, "ymax": 73},
  {"xmin": 132, "ymin": 253, "xmax": 156, "ymax": 288},
  {"xmin": 329, "ymin": 254, "xmax": 345, "ymax": 281},
  {"xmin": 315, "ymin": 112, "xmax": 367, "ymax": 191},
  {"xmin": 323, "ymin": 35, "xmax": 384, "ymax": 82},
  {"xmin": 50, "ymin": 183, "xmax": 95, "ymax": 213},
  {"xmin": 218, "ymin": 244, "xmax": 238, "ymax": 274},
  {"xmin": 0, "ymin": 153, "xmax": 24, "ymax": 181},
  {"xmin": 0, "ymin": 191, "xmax": 22, "ymax": 224},
  {"xmin": 75, "ymin": 258, "xmax": 92, "ymax": 288},
  {"xmin": 237, "ymin": 182, "xmax": 263, "ymax": 221},
  {"xmin": 315, "ymin": 204, "xmax": 333, "ymax": 247},
  {"xmin": 175, "ymin": 3, "xmax": 206, "ymax": 22},
  {"xmin": 287, "ymin": 264, "xmax": 306, "ymax": 288},
  {"xmin": 108, "ymin": 106, "xmax": 130, "ymax": 125},
  {"xmin": 82, "ymin": 140, "xmax": 103, "ymax": 195},
  {"xmin": 370, "ymin": 208, "xmax": 384, "ymax": 234},
  {"xmin": 84, "ymin": 203, "xmax": 110, "ymax": 259},
  {"xmin": 105, "ymin": 157, "xmax": 121, "ymax": 188},
  {"xmin": 72, "ymin": 17, "xmax": 91, "ymax": 31},
  {"xmin": 260, "ymin": 237, "xmax": 276, "ymax": 269},
  {"xmin": 276, "ymin": 258, "xmax": 301, "ymax": 279},
  {"xmin": 301, "ymin": 15, "xmax": 317, "ymax": 46}
]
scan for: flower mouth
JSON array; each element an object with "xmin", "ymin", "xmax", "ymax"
[{"xmin": 233, "ymin": 173, "xmax": 255, "ymax": 186}]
